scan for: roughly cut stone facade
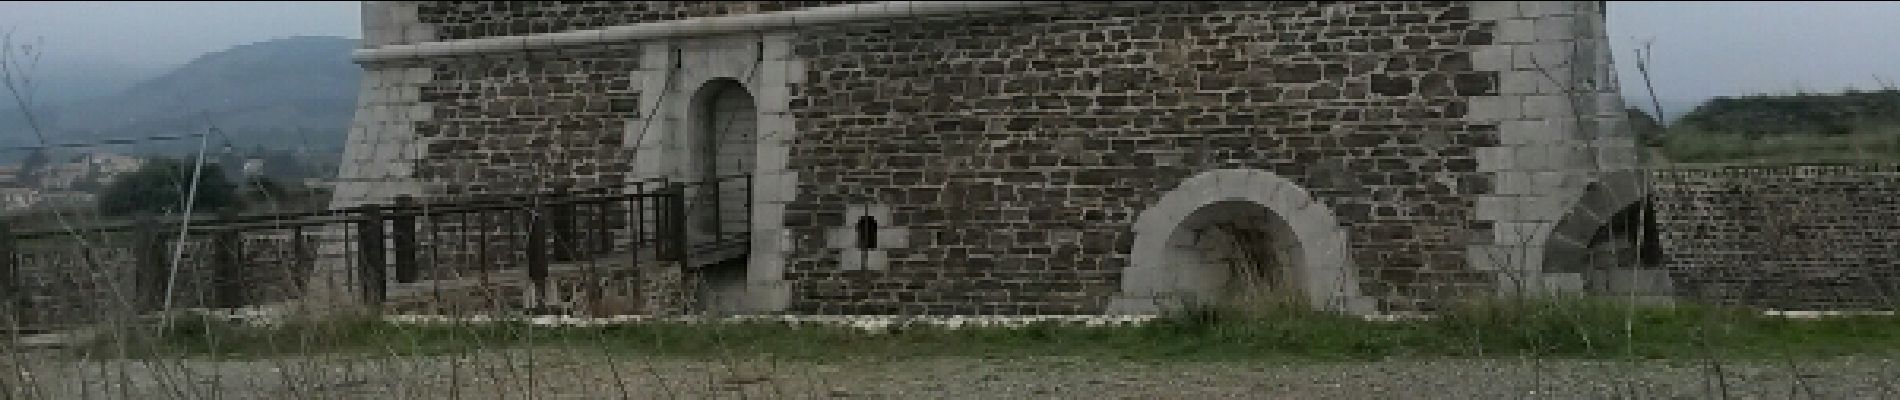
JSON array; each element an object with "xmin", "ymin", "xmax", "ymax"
[
  {"xmin": 416, "ymin": 2, "xmax": 860, "ymax": 42},
  {"xmin": 1650, "ymin": 165, "xmax": 1900, "ymax": 310},
  {"xmin": 340, "ymin": 1, "xmax": 1639, "ymax": 315}
]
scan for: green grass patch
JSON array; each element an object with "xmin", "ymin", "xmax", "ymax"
[
  {"xmin": 84, "ymin": 299, "xmax": 1900, "ymax": 363},
  {"xmin": 1657, "ymin": 126, "xmax": 1900, "ymax": 164}
]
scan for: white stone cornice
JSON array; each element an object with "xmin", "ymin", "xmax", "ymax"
[{"xmin": 354, "ymin": 1, "xmax": 1066, "ymax": 64}]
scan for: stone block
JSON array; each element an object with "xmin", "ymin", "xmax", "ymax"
[
  {"xmin": 404, "ymin": 67, "xmax": 434, "ymax": 84},
  {"xmin": 388, "ymin": 3, "xmax": 419, "ymax": 24},
  {"xmin": 1466, "ymin": 95, "xmax": 1522, "ymax": 121},
  {"xmin": 1469, "ymin": 2, "xmax": 1522, "ymax": 20},
  {"xmin": 1497, "ymin": 119, "xmax": 1570, "ymax": 145},
  {"xmin": 840, "ymin": 249, "xmax": 888, "ymax": 271},
  {"xmin": 1472, "ymin": 45, "xmax": 1513, "ymax": 71},
  {"xmin": 1512, "ymin": 43, "xmax": 1572, "ymax": 71},
  {"xmin": 1498, "ymin": 70, "xmax": 1552, "ymax": 95},
  {"xmin": 750, "ymin": 202, "xmax": 787, "ymax": 232},
  {"xmin": 1535, "ymin": 16, "xmax": 1577, "ymax": 42},
  {"xmin": 762, "ymin": 33, "xmax": 795, "ymax": 61},
  {"xmin": 1521, "ymin": 94, "xmax": 1579, "ymax": 119},
  {"xmin": 826, "ymin": 227, "xmax": 855, "ymax": 248},
  {"xmin": 1496, "ymin": 19, "xmax": 1535, "ymax": 44},
  {"xmin": 402, "ymin": 25, "xmax": 437, "ymax": 44},
  {"xmin": 752, "ymin": 171, "xmax": 798, "ymax": 203},
  {"xmin": 1474, "ymin": 146, "xmax": 1518, "ymax": 171},
  {"xmin": 756, "ymin": 114, "xmax": 796, "ymax": 142},
  {"xmin": 1476, "ymin": 194, "xmax": 1536, "ymax": 221},
  {"xmin": 755, "ymin": 142, "xmax": 791, "ymax": 170},
  {"xmin": 876, "ymin": 228, "xmax": 909, "ymax": 249},
  {"xmin": 1520, "ymin": 1, "xmax": 1581, "ymax": 17}
]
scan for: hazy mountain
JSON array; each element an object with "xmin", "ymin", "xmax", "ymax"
[
  {"xmin": 0, "ymin": 36, "xmax": 360, "ymax": 163},
  {"xmin": 3, "ymin": 54, "xmax": 166, "ymax": 107}
]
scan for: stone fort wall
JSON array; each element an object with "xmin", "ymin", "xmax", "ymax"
[
  {"xmin": 1650, "ymin": 165, "xmax": 1900, "ymax": 311},
  {"xmin": 340, "ymin": 1, "xmax": 1635, "ymax": 314}
]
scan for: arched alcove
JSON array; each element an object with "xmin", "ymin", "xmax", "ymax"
[
  {"xmin": 1113, "ymin": 169, "xmax": 1372, "ymax": 315},
  {"xmin": 1540, "ymin": 172, "xmax": 1670, "ymax": 300},
  {"xmin": 1157, "ymin": 200, "xmax": 1304, "ymax": 307}
]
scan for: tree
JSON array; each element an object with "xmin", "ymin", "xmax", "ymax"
[
  {"xmin": 1626, "ymin": 107, "xmax": 1665, "ymax": 147},
  {"xmin": 97, "ymin": 158, "xmax": 238, "ymax": 217},
  {"xmin": 259, "ymin": 149, "xmax": 312, "ymax": 180},
  {"xmin": 18, "ymin": 148, "xmax": 47, "ymax": 185}
]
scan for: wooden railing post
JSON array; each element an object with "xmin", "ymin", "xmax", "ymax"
[
  {"xmin": 211, "ymin": 221, "xmax": 244, "ymax": 309},
  {"xmin": 551, "ymin": 190, "xmax": 577, "ymax": 262},
  {"xmin": 356, "ymin": 205, "xmax": 387, "ymax": 307},
  {"xmin": 628, "ymin": 187, "xmax": 646, "ymax": 262},
  {"xmin": 744, "ymin": 174, "xmax": 754, "ymax": 243},
  {"xmin": 290, "ymin": 225, "xmax": 310, "ymax": 293},
  {"xmin": 593, "ymin": 188, "xmax": 613, "ymax": 256},
  {"xmin": 132, "ymin": 216, "xmax": 168, "ymax": 312},
  {"xmin": 527, "ymin": 199, "xmax": 550, "ymax": 309},
  {"xmin": 705, "ymin": 180, "xmax": 721, "ymax": 241},
  {"xmin": 665, "ymin": 183, "xmax": 689, "ymax": 262},
  {"xmin": 392, "ymin": 196, "xmax": 419, "ymax": 283}
]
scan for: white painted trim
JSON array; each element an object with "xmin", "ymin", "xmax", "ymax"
[
  {"xmin": 354, "ymin": 1, "xmax": 1065, "ymax": 63},
  {"xmin": 1110, "ymin": 169, "xmax": 1374, "ymax": 315}
]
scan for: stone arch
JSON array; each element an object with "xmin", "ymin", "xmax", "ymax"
[
  {"xmin": 687, "ymin": 78, "xmax": 757, "ymax": 237},
  {"xmin": 1110, "ymin": 169, "xmax": 1372, "ymax": 315},
  {"xmin": 1540, "ymin": 171, "xmax": 1670, "ymax": 299},
  {"xmin": 623, "ymin": 36, "xmax": 797, "ymax": 314},
  {"xmin": 686, "ymin": 77, "xmax": 757, "ymax": 314}
]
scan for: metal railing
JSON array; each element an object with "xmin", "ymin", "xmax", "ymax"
[{"xmin": 0, "ymin": 175, "xmax": 752, "ymax": 328}]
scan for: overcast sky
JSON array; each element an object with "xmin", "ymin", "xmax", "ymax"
[{"xmin": 0, "ymin": 1, "xmax": 1896, "ymax": 108}]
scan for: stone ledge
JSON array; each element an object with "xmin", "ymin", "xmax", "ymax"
[{"xmin": 355, "ymin": 1, "xmax": 1065, "ymax": 63}]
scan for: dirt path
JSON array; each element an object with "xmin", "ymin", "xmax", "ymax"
[{"xmin": 9, "ymin": 349, "xmax": 1898, "ymax": 399}]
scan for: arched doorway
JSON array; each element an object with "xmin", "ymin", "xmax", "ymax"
[
  {"xmin": 689, "ymin": 78, "xmax": 756, "ymax": 314},
  {"xmin": 692, "ymin": 79, "xmax": 757, "ymax": 239}
]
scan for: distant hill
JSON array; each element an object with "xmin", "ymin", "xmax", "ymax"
[
  {"xmin": 0, "ymin": 36, "xmax": 360, "ymax": 165},
  {"xmin": 7, "ymin": 53, "xmax": 166, "ymax": 107},
  {"xmin": 1675, "ymin": 90, "xmax": 1900, "ymax": 135},
  {"xmin": 1624, "ymin": 98, "xmax": 1702, "ymax": 124}
]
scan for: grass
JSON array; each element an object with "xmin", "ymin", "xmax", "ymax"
[
  {"xmin": 82, "ymin": 298, "xmax": 1900, "ymax": 363},
  {"xmin": 1655, "ymin": 126, "xmax": 1900, "ymax": 164}
]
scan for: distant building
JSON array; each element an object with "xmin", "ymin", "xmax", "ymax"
[
  {"xmin": 34, "ymin": 153, "xmax": 146, "ymax": 190},
  {"xmin": 242, "ymin": 158, "xmax": 266, "ymax": 177},
  {"xmin": 0, "ymin": 187, "xmax": 38, "ymax": 211},
  {"xmin": 36, "ymin": 162, "xmax": 91, "ymax": 190},
  {"xmin": 78, "ymin": 153, "xmax": 144, "ymax": 177},
  {"xmin": 33, "ymin": 191, "xmax": 95, "ymax": 211}
]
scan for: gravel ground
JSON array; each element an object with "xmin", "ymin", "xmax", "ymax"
[{"xmin": 7, "ymin": 349, "xmax": 1899, "ymax": 399}]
